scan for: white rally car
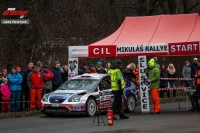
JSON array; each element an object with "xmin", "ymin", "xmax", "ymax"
[{"xmin": 41, "ymin": 73, "xmax": 137, "ymax": 116}]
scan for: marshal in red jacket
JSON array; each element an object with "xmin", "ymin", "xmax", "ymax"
[{"xmin": 27, "ymin": 71, "xmax": 44, "ymax": 89}]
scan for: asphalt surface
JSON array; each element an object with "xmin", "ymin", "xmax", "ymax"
[{"xmin": 0, "ymin": 102, "xmax": 200, "ymax": 133}]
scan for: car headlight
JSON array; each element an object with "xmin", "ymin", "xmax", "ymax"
[
  {"xmin": 42, "ymin": 93, "xmax": 50, "ymax": 102},
  {"xmin": 68, "ymin": 96, "xmax": 81, "ymax": 102}
]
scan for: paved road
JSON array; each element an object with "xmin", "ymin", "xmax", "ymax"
[{"xmin": 0, "ymin": 102, "xmax": 200, "ymax": 133}]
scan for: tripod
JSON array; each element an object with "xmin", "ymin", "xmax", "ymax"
[{"xmin": 92, "ymin": 106, "xmax": 106, "ymax": 126}]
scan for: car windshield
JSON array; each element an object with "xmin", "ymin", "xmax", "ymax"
[{"xmin": 59, "ymin": 79, "xmax": 98, "ymax": 90}]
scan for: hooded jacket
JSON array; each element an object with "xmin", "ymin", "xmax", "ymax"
[
  {"xmin": 27, "ymin": 71, "xmax": 44, "ymax": 89},
  {"xmin": 41, "ymin": 70, "xmax": 54, "ymax": 90},
  {"xmin": 146, "ymin": 62, "xmax": 160, "ymax": 89},
  {"xmin": 182, "ymin": 66, "xmax": 191, "ymax": 78},
  {"xmin": 8, "ymin": 72, "xmax": 23, "ymax": 91},
  {"xmin": 0, "ymin": 84, "xmax": 11, "ymax": 100}
]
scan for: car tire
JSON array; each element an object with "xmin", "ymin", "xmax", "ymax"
[
  {"xmin": 126, "ymin": 95, "xmax": 136, "ymax": 112},
  {"xmin": 86, "ymin": 98, "xmax": 97, "ymax": 117}
]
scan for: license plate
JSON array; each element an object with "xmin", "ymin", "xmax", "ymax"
[{"xmin": 51, "ymin": 103, "xmax": 60, "ymax": 107}]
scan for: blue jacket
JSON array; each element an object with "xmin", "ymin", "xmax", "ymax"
[
  {"xmin": 52, "ymin": 67, "xmax": 63, "ymax": 86},
  {"xmin": 8, "ymin": 72, "xmax": 23, "ymax": 91}
]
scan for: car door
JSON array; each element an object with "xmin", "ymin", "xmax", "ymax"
[{"xmin": 98, "ymin": 76, "xmax": 114, "ymax": 112}]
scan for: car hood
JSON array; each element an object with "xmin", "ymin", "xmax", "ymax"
[{"xmin": 49, "ymin": 90, "xmax": 87, "ymax": 100}]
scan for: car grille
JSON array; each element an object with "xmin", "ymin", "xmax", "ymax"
[
  {"xmin": 49, "ymin": 99, "xmax": 65, "ymax": 103},
  {"xmin": 43, "ymin": 107, "xmax": 86, "ymax": 116}
]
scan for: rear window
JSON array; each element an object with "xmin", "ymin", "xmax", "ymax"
[{"xmin": 59, "ymin": 79, "xmax": 98, "ymax": 91}]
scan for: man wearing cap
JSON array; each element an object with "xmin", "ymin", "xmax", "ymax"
[
  {"xmin": 96, "ymin": 61, "xmax": 107, "ymax": 74},
  {"xmin": 190, "ymin": 58, "xmax": 200, "ymax": 112},
  {"xmin": 190, "ymin": 58, "xmax": 198, "ymax": 86},
  {"xmin": 8, "ymin": 66, "xmax": 23, "ymax": 112},
  {"xmin": 146, "ymin": 58, "xmax": 161, "ymax": 114},
  {"xmin": 111, "ymin": 59, "xmax": 129, "ymax": 119}
]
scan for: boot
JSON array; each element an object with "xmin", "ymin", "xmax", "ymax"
[{"xmin": 119, "ymin": 114, "xmax": 129, "ymax": 119}]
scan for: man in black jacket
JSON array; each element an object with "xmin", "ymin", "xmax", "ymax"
[
  {"xmin": 23, "ymin": 62, "xmax": 33, "ymax": 110},
  {"xmin": 190, "ymin": 58, "xmax": 198, "ymax": 86},
  {"xmin": 190, "ymin": 58, "xmax": 200, "ymax": 112}
]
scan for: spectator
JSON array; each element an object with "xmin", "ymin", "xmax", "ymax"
[
  {"xmin": 105, "ymin": 62, "xmax": 112, "ymax": 75},
  {"xmin": 0, "ymin": 67, "xmax": 8, "ymax": 112},
  {"xmin": 190, "ymin": 58, "xmax": 198, "ymax": 86},
  {"xmin": 8, "ymin": 66, "xmax": 23, "ymax": 112},
  {"xmin": 62, "ymin": 65, "xmax": 68, "ymax": 82},
  {"xmin": 125, "ymin": 63, "xmax": 136, "ymax": 83},
  {"xmin": 0, "ymin": 68, "xmax": 8, "ymax": 84},
  {"xmin": 182, "ymin": 61, "xmax": 191, "ymax": 87},
  {"xmin": 36, "ymin": 61, "xmax": 43, "ymax": 72},
  {"xmin": 86, "ymin": 64, "xmax": 97, "ymax": 73},
  {"xmin": 146, "ymin": 58, "xmax": 161, "ymax": 114},
  {"xmin": 52, "ymin": 61, "xmax": 63, "ymax": 91},
  {"xmin": 96, "ymin": 61, "xmax": 107, "ymax": 74},
  {"xmin": 133, "ymin": 64, "xmax": 140, "ymax": 86},
  {"xmin": 190, "ymin": 58, "xmax": 200, "ymax": 112},
  {"xmin": 154, "ymin": 57, "xmax": 160, "ymax": 69},
  {"xmin": 16, "ymin": 65, "xmax": 24, "ymax": 111},
  {"xmin": 27, "ymin": 65, "xmax": 44, "ymax": 110},
  {"xmin": 160, "ymin": 64, "xmax": 168, "ymax": 98},
  {"xmin": 78, "ymin": 63, "xmax": 87, "ymax": 75},
  {"xmin": 41, "ymin": 65, "xmax": 54, "ymax": 96},
  {"xmin": 0, "ymin": 78, "xmax": 11, "ymax": 114},
  {"xmin": 23, "ymin": 62, "xmax": 33, "ymax": 110},
  {"xmin": 167, "ymin": 63, "xmax": 176, "ymax": 98}
]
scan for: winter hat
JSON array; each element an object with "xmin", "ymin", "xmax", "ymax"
[
  {"xmin": 194, "ymin": 58, "xmax": 198, "ymax": 61},
  {"xmin": 43, "ymin": 65, "xmax": 49, "ymax": 69},
  {"xmin": 97, "ymin": 61, "xmax": 102, "ymax": 65},
  {"xmin": 16, "ymin": 65, "xmax": 21, "ymax": 70},
  {"xmin": 2, "ymin": 78, "xmax": 8, "ymax": 83},
  {"xmin": 37, "ymin": 61, "xmax": 42, "ymax": 67},
  {"xmin": 115, "ymin": 60, "xmax": 122, "ymax": 65},
  {"xmin": 154, "ymin": 57, "xmax": 158, "ymax": 62},
  {"xmin": 11, "ymin": 66, "xmax": 16, "ymax": 70},
  {"xmin": 148, "ymin": 58, "xmax": 155, "ymax": 67}
]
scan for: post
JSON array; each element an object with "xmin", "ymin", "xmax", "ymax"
[{"xmin": 138, "ymin": 56, "xmax": 150, "ymax": 112}]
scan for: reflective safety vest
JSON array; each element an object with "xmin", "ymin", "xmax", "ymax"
[
  {"xmin": 105, "ymin": 68, "xmax": 112, "ymax": 75},
  {"xmin": 111, "ymin": 69, "xmax": 125, "ymax": 91},
  {"xmin": 196, "ymin": 69, "xmax": 200, "ymax": 84}
]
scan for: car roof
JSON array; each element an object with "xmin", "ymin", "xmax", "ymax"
[{"xmin": 72, "ymin": 73, "xmax": 110, "ymax": 80}]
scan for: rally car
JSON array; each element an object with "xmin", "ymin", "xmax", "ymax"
[{"xmin": 41, "ymin": 73, "xmax": 137, "ymax": 117}]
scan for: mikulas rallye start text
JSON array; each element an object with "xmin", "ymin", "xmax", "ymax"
[{"xmin": 41, "ymin": 73, "xmax": 137, "ymax": 116}]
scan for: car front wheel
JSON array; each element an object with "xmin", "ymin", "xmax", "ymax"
[
  {"xmin": 86, "ymin": 98, "xmax": 97, "ymax": 116},
  {"xmin": 126, "ymin": 95, "xmax": 136, "ymax": 112}
]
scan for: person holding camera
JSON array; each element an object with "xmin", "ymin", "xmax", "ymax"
[
  {"xmin": 96, "ymin": 61, "xmax": 107, "ymax": 74},
  {"xmin": 167, "ymin": 63, "xmax": 176, "ymax": 98},
  {"xmin": 111, "ymin": 60, "xmax": 129, "ymax": 120}
]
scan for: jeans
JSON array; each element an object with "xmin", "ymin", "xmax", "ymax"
[
  {"xmin": 10, "ymin": 91, "xmax": 21, "ymax": 112},
  {"xmin": 42, "ymin": 89, "xmax": 51, "ymax": 97},
  {"xmin": 184, "ymin": 80, "xmax": 191, "ymax": 87}
]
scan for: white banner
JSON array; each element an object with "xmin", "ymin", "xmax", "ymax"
[
  {"xmin": 68, "ymin": 58, "xmax": 78, "ymax": 79},
  {"xmin": 68, "ymin": 46, "xmax": 88, "ymax": 57},
  {"xmin": 138, "ymin": 56, "xmax": 150, "ymax": 112},
  {"xmin": 117, "ymin": 43, "xmax": 168, "ymax": 54}
]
